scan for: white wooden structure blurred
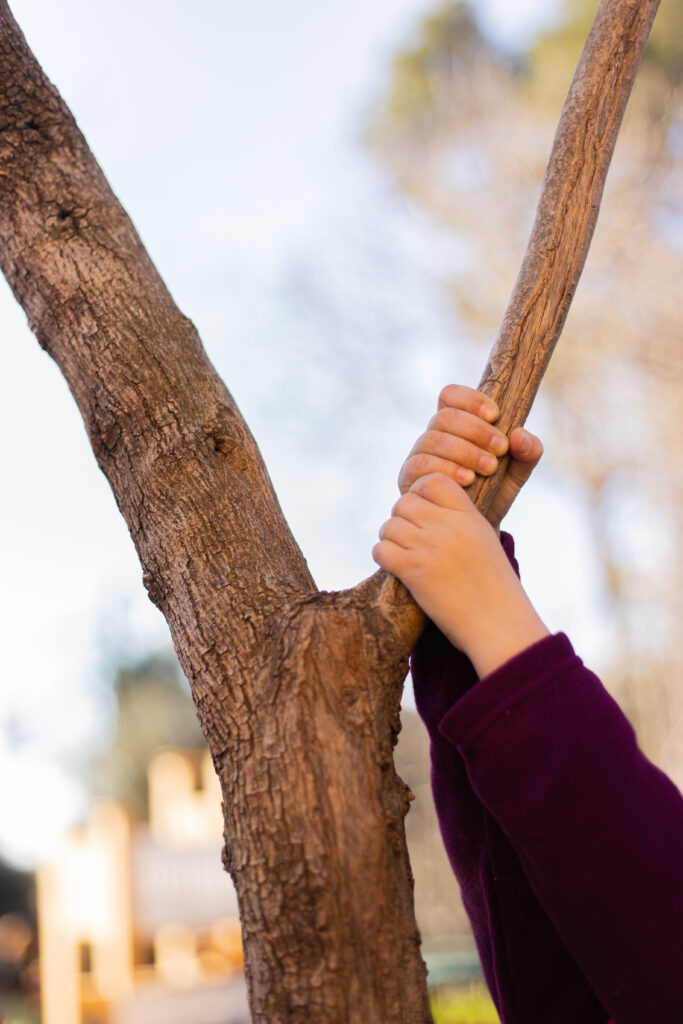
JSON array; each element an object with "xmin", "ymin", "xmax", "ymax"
[{"xmin": 37, "ymin": 749, "xmax": 247, "ymax": 1024}]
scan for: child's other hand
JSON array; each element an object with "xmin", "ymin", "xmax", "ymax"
[
  {"xmin": 373, "ymin": 473, "xmax": 548, "ymax": 676},
  {"xmin": 398, "ymin": 385, "xmax": 543, "ymax": 531}
]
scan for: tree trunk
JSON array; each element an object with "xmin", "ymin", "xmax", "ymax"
[{"xmin": 0, "ymin": 0, "xmax": 659, "ymax": 1020}]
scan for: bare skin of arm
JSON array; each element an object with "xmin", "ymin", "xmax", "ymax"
[{"xmin": 374, "ymin": 385, "xmax": 549, "ymax": 678}]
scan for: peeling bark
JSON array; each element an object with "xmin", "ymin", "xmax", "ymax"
[{"xmin": 0, "ymin": 0, "xmax": 659, "ymax": 1020}]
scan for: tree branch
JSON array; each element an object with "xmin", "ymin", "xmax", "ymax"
[
  {"xmin": 360, "ymin": 0, "xmax": 661, "ymax": 650},
  {"xmin": 470, "ymin": 0, "xmax": 662, "ymax": 512}
]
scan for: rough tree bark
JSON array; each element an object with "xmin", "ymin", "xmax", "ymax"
[{"xmin": 0, "ymin": 0, "xmax": 659, "ymax": 1020}]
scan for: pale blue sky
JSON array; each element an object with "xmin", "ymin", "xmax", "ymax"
[{"xmin": 1, "ymin": 0, "xmax": 589, "ymax": 865}]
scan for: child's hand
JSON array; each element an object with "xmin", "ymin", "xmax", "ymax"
[
  {"xmin": 373, "ymin": 473, "xmax": 548, "ymax": 676},
  {"xmin": 398, "ymin": 385, "xmax": 543, "ymax": 531}
]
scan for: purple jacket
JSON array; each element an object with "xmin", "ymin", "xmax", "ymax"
[{"xmin": 411, "ymin": 534, "xmax": 683, "ymax": 1024}]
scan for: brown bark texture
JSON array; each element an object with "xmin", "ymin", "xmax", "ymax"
[{"xmin": 0, "ymin": 0, "xmax": 659, "ymax": 1020}]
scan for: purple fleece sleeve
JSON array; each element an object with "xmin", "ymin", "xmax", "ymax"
[
  {"xmin": 442, "ymin": 631, "xmax": 683, "ymax": 1024},
  {"xmin": 411, "ymin": 534, "xmax": 608, "ymax": 1024}
]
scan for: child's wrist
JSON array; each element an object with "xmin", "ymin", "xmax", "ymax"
[
  {"xmin": 434, "ymin": 578, "xmax": 549, "ymax": 679},
  {"xmin": 462, "ymin": 598, "xmax": 549, "ymax": 678}
]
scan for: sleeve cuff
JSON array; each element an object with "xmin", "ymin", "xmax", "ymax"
[{"xmin": 439, "ymin": 632, "xmax": 580, "ymax": 749}]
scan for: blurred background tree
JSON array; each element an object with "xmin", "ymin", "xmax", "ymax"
[
  {"xmin": 89, "ymin": 650, "xmax": 205, "ymax": 819},
  {"xmin": 367, "ymin": 0, "xmax": 683, "ymax": 780}
]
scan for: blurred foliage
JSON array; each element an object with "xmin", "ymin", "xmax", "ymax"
[
  {"xmin": 536, "ymin": 0, "xmax": 683, "ymax": 82},
  {"xmin": 0, "ymin": 993, "xmax": 39, "ymax": 1024},
  {"xmin": 387, "ymin": 3, "xmax": 493, "ymax": 122},
  {"xmin": 431, "ymin": 984, "xmax": 500, "ymax": 1024},
  {"xmin": 90, "ymin": 649, "xmax": 205, "ymax": 818},
  {"xmin": 380, "ymin": 0, "xmax": 683, "ymax": 128},
  {"xmin": 529, "ymin": 0, "xmax": 683, "ymax": 115}
]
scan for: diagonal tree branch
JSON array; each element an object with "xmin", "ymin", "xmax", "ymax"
[
  {"xmin": 0, "ymin": 0, "xmax": 316, "ymax": 691},
  {"xmin": 361, "ymin": 0, "xmax": 662, "ymax": 654},
  {"xmin": 469, "ymin": 0, "xmax": 662, "ymax": 513}
]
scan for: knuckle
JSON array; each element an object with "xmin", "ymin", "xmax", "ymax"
[
  {"xmin": 438, "ymin": 384, "xmax": 456, "ymax": 408},
  {"xmin": 391, "ymin": 494, "xmax": 412, "ymax": 516},
  {"xmin": 438, "ymin": 383, "xmax": 474, "ymax": 410},
  {"xmin": 414, "ymin": 471, "xmax": 444, "ymax": 497},
  {"xmin": 430, "ymin": 408, "xmax": 450, "ymax": 432},
  {"xmin": 421, "ymin": 429, "xmax": 443, "ymax": 455},
  {"xmin": 373, "ymin": 539, "xmax": 394, "ymax": 569},
  {"xmin": 406, "ymin": 452, "xmax": 433, "ymax": 478},
  {"xmin": 374, "ymin": 541, "xmax": 405, "ymax": 575},
  {"xmin": 431, "ymin": 407, "xmax": 460, "ymax": 432}
]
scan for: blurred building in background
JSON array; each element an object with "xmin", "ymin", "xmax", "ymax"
[
  {"xmin": 35, "ymin": 712, "xmax": 483, "ymax": 1024},
  {"xmin": 37, "ymin": 749, "xmax": 248, "ymax": 1024}
]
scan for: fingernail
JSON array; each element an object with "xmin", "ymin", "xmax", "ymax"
[
  {"xmin": 518, "ymin": 430, "xmax": 531, "ymax": 454},
  {"xmin": 457, "ymin": 467, "xmax": 475, "ymax": 485},
  {"xmin": 479, "ymin": 454, "xmax": 498, "ymax": 474},
  {"xmin": 490, "ymin": 435, "xmax": 508, "ymax": 456},
  {"xmin": 482, "ymin": 404, "xmax": 498, "ymax": 422}
]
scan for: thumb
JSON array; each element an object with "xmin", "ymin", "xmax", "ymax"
[
  {"xmin": 505, "ymin": 428, "xmax": 543, "ymax": 490},
  {"xmin": 486, "ymin": 428, "xmax": 543, "ymax": 530}
]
